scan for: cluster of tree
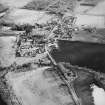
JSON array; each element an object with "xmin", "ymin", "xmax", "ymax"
[
  {"xmin": 47, "ymin": 0, "xmax": 76, "ymax": 15},
  {"xmin": 23, "ymin": 0, "xmax": 76, "ymax": 14},
  {"xmin": 11, "ymin": 24, "xmax": 34, "ymax": 35},
  {"xmin": 0, "ymin": 21, "xmax": 14, "ymax": 27},
  {"xmin": 22, "ymin": 0, "xmax": 52, "ymax": 10},
  {"xmin": 11, "ymin": 24, "xmax": 33, "ymax": 31}
]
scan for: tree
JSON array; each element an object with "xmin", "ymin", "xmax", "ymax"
[
  {"xmin": 46, "ymin": 0, "xmax": 76, "ymax": 15},
  {"xmin": 23, "ymin": 24, "xmax": 33, "ymax": 35}
]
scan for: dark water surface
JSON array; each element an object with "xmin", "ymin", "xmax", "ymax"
[{"xmin": 51, "ymin": 40, "xmax": 105, "ymax": 73}]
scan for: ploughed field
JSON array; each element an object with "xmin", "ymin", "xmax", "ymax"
[{"xmin": 51, "ymin": 40, "xmax": 105, "ymax": 73}]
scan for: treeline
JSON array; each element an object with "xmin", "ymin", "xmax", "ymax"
[{"xmin": 11, "ymin": 24, "xmax": 34, "ymax": 31}]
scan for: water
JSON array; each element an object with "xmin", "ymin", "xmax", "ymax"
[{"xmin": 51, "ymin": 40, "xmax": 105, "ymax": 73}]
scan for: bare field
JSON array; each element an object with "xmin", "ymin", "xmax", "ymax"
[{"xmin": 5, "ymin": 67, "xmax": 74, "ymax": 105}]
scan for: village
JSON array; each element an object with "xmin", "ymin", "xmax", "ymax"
[{"xmin": 0, "ymin": 0, "xmax": 105, "ymax": 105}]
